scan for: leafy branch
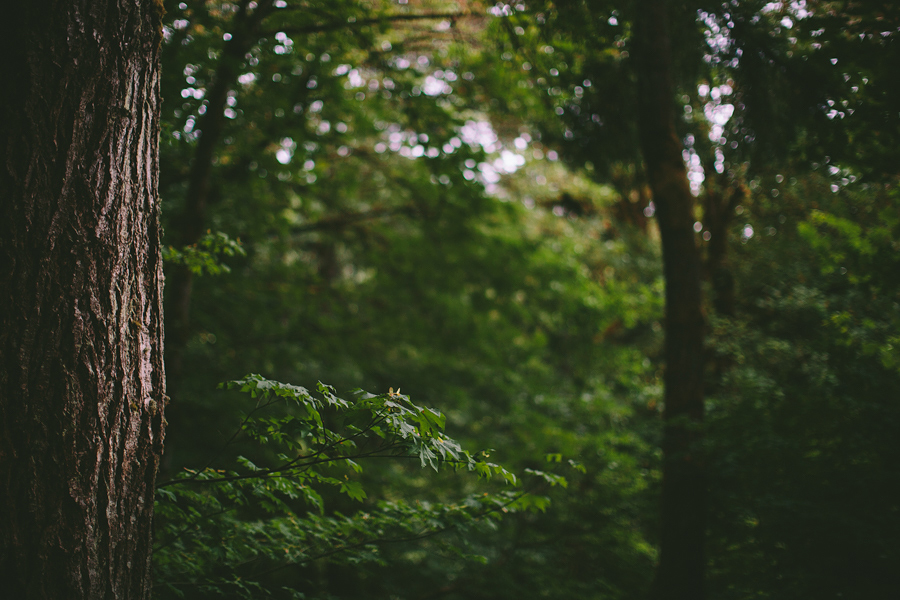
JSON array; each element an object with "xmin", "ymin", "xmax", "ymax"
[
  {"xmin": 154, "ymin": 375, "xmax": 570, "ymax": 597},
  {"xmin": 162, "ymin": 231, "xmax": 246, "ymax": 276}
]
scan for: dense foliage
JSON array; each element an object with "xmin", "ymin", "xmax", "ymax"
[{"xmin": 153, "ymin": 1, "xmax": 899, "ymax": 598}]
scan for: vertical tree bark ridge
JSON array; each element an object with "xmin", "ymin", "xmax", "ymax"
[
  {"xmin": 633, "ymin": 1, "xmax": 707, "ymax": 599},
  {"xmin": 0, "ymin": 2, "xmax": 165, "ymax": 598}
]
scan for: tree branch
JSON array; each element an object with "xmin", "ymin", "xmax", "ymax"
[
  {"xmin": 263, "ymin": 11, "xmax": 479, "ymax": 37},
  {"xmin": 252, "ymin": 487, "xmax": 533, "ymax": 580},
  {"xmin": 288, "ymin": 203, "xmax": 416, "ymax": 235}
]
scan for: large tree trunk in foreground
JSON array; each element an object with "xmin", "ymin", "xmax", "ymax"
[
  {"xmin": 0, "ymin": 2, "xmax": 165, "ymax": 598},
  {"xmin": 634, "ymin": 1, "xmax": 707, "ymax": 598}
]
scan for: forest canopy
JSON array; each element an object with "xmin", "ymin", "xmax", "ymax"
[{"xmin": 153, "ymin": 1, "xmax": 899, "ymax": 598}]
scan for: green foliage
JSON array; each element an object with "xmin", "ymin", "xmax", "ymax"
[
  {"xmin": 163, "ymin": 231, "xmax": 247, "ymax": 276},
  {"xmin": 156, "ymin": 1, "xmax": 667, "ymax": 596},
  {"xmin": 705, "ymin": 173, "xmax": 900, "ymax": 599},
  {"xmin": 155, "ymin": 375, "xmax": 560, "ymax": 599},
  {"xmin": 153, "ymin": 1, "xmax": 899, "ymax": 599}
]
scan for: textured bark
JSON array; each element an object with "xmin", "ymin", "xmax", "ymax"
[
  {"xmin": 0, "ymin": 2, "xmax": 165, "ymax": 598},
  {"xmin": 634, "ymin": 1, "xmax": 707, "ymax": 598}
]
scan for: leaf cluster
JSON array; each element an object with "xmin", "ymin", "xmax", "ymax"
[{"xmin": 154, "ymin": 374, "xmax": 564, "ymax": 599}]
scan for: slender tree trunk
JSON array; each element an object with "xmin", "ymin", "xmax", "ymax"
[
  {"xmin": 634, "ymin": 1, "xmax": 707, "ymax": 598},
  {"xmin": 166, "ymin": 0, "xmax": 274, "ymax": 380},
  {"xmin": 0, "ymin": 2, "xmax": 165, "ymax": 598},
  {"xmin": 703, "ymin": 177, "xmax": 744, "ymax": 318}
]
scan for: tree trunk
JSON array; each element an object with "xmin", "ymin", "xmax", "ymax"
[
  {"xmin": 634, "ymin": 1, "xmax": 707, "ymax": 598},
  {"xmin": 703, "ymin": 176, "xmax": 744, "ymax": 317},
  {"xmin": 0, "ymin": 2, "xmax": 165, "ymax": 598},
  {"xmin": 166, "ymin": 0, "xmax": 274, "ymax": 382}
]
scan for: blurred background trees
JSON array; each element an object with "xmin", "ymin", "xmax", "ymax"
[{"xmin": 153, "ymin": 1, "xmax": 899, "ymax": 598}]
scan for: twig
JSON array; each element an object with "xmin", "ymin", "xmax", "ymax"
[{"xmin": 262, "ymin": 11, "xmax": 479, "ymax": 37}]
